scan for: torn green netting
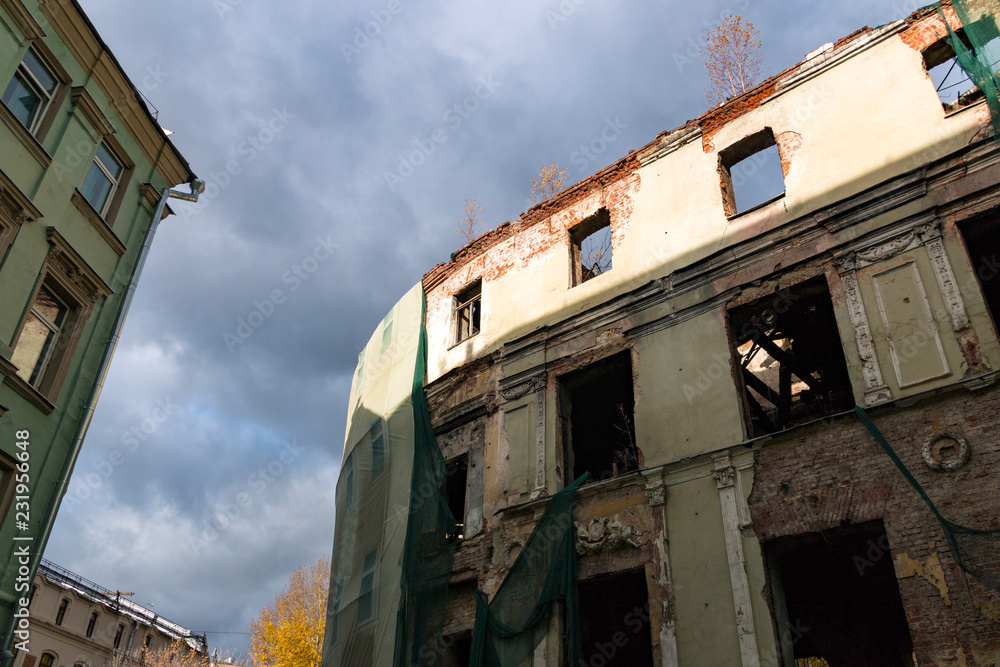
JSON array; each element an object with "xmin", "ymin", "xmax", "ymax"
[
  {"xmin": 855, "ymin": 406, "xmax": 1000, "ymax": 595},
  {"xmin": 320, "ymin": 284, "xmax": 457, "ymax": 667},
  {"xmin": 937, "ymin": 0, "xmax": 1000, "ymax": 141},
  {"xmin": 470, "ymin": 473, "xmax": 589, "ymax": 667}
]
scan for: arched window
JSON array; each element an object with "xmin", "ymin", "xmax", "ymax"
[
  {"xmin": 74, "ymin": 662, "xmax": 86, "ymax": 667},
  {"xmin": 114, "ymin": 624, "xmax": 125, "ymax": 649},
  {"xmin": 86, "ymin": 612, "xmax": 98, "ymax": 638},
  {"xmin": 29, "ymin": 585, "xmax": 37, "ymax": 608},
  {"xmin": 144, "ymin": 635, "xmax": 152, "ymax": 649},
  {"xmin": 55, "ymin": 599, "xmax": 69, "ymax": 625},
  {"xmin": 40, "ymin": 654, "xmax": 55, "ymax": 667}
]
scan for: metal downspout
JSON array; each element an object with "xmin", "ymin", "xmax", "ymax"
[{"xmin": 0, "ymin": 179, "xmax": 204, "ymax": 662}]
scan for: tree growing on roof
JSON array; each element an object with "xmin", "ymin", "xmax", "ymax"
[
  {"xmin": 530, "ymin": 162, "xmax": 567, "ymax": 203},
  {"xmin": 457, "ymin": 197, "xmax": 484, "ymax": 244},
  {"xmin": 701, "ymin": 14, "xmax": 763, "ymax": 107},
  {"xmin": 248, "ymin": 557, "xmax": 329, "ymax": 667}
]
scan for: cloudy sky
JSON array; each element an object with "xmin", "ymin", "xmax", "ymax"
[{"xmin": 44, "ymin": 0, "xmax": 924, "ymax": 656}]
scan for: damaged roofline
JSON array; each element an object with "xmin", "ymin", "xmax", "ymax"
[{"xmin": 425, "ymin": 3, "xmax": 961, "ymax": 291}]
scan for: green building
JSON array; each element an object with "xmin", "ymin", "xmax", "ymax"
[{"xmin": 0, "ymin": 0, "xmax": 200, "ymax": 657}]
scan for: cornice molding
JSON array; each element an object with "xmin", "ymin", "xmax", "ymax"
[
  {"xmin": 0, "ymin": 167, "xmax": 42, "ymax": 221},
  {"xmin": 70, "ymin": 86, "xmax": 115, "ymax": 137},
  {"xmin": 0, "ymin": 0, "xmax": 44, "ymax": 40},
  {"xmin": 36, "ymin": 0, "xmax": 194, "ymax": 187},
  {"xmin": 46, "ymin": 227, "xmax": 113, "ymax": 300}
]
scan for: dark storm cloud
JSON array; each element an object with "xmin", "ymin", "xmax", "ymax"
[{"xmin": 45, "ymin": 0, "xmax": 915, "ymax": 655}]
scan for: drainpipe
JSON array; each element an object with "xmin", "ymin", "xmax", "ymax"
[{"xmin": 0, "ymin": 179, "xmax": 205, "ymax": 665}]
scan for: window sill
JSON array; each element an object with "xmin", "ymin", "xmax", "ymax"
[
  {"xmin": 0, "ymin": 102, "xmax": 52, "ymax": 169},
  {"xmin": 71, "ymin": 189, "xmax": 126, "ymax": 256},
  {"xmin": 0, "ymin": 355, "xmax": 55, "ymax": 415},
  {"xmin": 726, "ymin": 192, "xmax": 785, "ymax": 220},
  {"xmin": 448, "ymin": 331, "xmax": 480, "ymax": 351}
]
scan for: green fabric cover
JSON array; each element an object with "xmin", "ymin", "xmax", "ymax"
[
  {"xmin": 855, "ymin": 406, "xmax": 1000, "ymax": 595},
  {"xmin": 470, "ymin": 473, "xmax": 589, "ymax": 667}
]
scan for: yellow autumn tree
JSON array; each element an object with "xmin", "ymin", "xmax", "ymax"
[
  {"xmin": 530, "ymin": 162, "xmax": 567, "ymax": 203},
  {"xmin": 701, "ymin": 14, "xmax": 762, "ymax": 107},
  {"xmin": 249, "ymin": 556, "xmax": 329, "ymax": 667}
]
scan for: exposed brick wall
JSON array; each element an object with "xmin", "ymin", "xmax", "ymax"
[{"xmin": 748, "ymin": 385, "xmax": 1000, "ymax": 665}]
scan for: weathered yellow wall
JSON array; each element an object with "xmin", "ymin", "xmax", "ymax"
[{"xmin": 666, "ymin": 474, "xmax": 741, "ymax": 665}]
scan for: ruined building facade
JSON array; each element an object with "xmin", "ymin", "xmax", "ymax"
[{"xmin": 328, "ymin": 5, "xmax": 1000, "ymax": 666}]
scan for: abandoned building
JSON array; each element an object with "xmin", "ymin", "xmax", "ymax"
[{"xmin": 322, "ymin": 2, "xmax": 1000, "ymax": 665}]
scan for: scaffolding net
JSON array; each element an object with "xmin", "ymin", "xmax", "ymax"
[
  {"xmin": 320, "ymin": 283, "xmax": 457, "ymax": 667},
  {"xmin": 469, "ymin": 474, "xmax": 588, "ymax": 667},
  {"xmin": 855, "ymin": 407, "xmax": 1000, "ymax": 596},
  {"xmin": 939, "ymin": 0, "xmax": 1000, "ymax": 140}
]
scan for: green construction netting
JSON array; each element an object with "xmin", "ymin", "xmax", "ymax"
[
  {"xmin": 469, "ymin": 473, "xmax": 589, "ymax": 667},
  {"xmin": 938, "ymin": 0, "xmax": 1000, "ymax": 140},
  {"xmin": 855, "ymin": 406, "xmax": 1000, "ymax": 595},
  {"xmin": 320, "ymin": 283, "xmax": 457, "ymax": 667}
]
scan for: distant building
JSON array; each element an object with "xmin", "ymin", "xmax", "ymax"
[
  {"xmin": 324, "ymin": 2, "xmax": 1000, "ymax": 666},
  {"xmin": 13, "ymin": 559, "xmax": 206, "ymax": 667},
  {"xmin": 0, "ymin": 0, "xmax": 200, "ymax": 657}
]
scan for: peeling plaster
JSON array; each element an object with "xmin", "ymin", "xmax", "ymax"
[{"xmin": 896, "ymin": 550, "xmax": 952, "ymax": 605}]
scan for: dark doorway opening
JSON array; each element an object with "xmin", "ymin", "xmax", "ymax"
[
  {"xmin": 436, "ymin": 630, "xmax": 472, "ymax": 667},
  {"xmin": 959, "ymin": 213, "xmax": 1000, "ymax": 333},
  {"xmin": 767, "ymin": 521, "xmax": 914, "ymax": 666},
  {"xmin": 577, "ymin": 568, "xmax": 654, "ymax": 667},
  {"xmin": 560, "ymin": 352, "xmax": 638, "ymax": 483}
]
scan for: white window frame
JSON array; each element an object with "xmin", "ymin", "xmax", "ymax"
[
  {"xmin": 14, "ymin": 284, "xmax": 69, "ymax": 388},
  {"xmin": 84, "ymin": 143, "xmax": 124, "ymax": 218},
  {"xmin": 2, "ymin": 47, "xmax": 57, "ymax": 135}
]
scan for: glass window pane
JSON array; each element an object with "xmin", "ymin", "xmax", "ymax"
[
  {"xmin": 22, "ymin": 50, "xmax": 55, "ymax": 94},
  {"xmin": 10, "ymin": 310, "xmax": 55, "ymax": 385},
  {"xmin": 81, "ymin": 161, "xmax": 113, "ymax": 213},
  {"xmin": 96, "ymin": 143, "xmax": 122, "ymax": 179},
  {"xmin": 3, "ymin": 72, "xmax": 40, "ymax": 128}
]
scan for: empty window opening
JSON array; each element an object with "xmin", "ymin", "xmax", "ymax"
[
  {"xmin": 454, "ymin": 280, "xmax": 482, "ymax": 344},
  {"xmin": 560, "ymin": 352, "xmax": 638, "ymax": 483},
  {"xmin": 766, "ymin": 522, "xmax": 913, "ymax": 667},
  {"xmin": 729, "ymin": 277, "xmax": 853, "ymax": 438},
  {"xmin": 114, "ymin": 624, "xmax": 124, "ymax": 650},
  {"xmin": 922, "ymin": 28, "xmax": 999, "ymax": 112},
  {"xmin": 719, "ymin": 128, "xmax": 785, "ymax": 216},
  {"xmin": 570, "ymin": 208, "xmax": 613, "ymax": 286},
  {"xmin": 86, "ymin": 612, "xmax": 98, "ymax": 638},
  {"xmin": 578, "ymin": 569, "xmax": 654, "ymax": 667},
  {"xmin": 959, "ymin": 212, "xmax": 1000, "ymax": 331},
  {"xmin": 444, "ymin": 454, "xmax": 468, "ymax": 539}
]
